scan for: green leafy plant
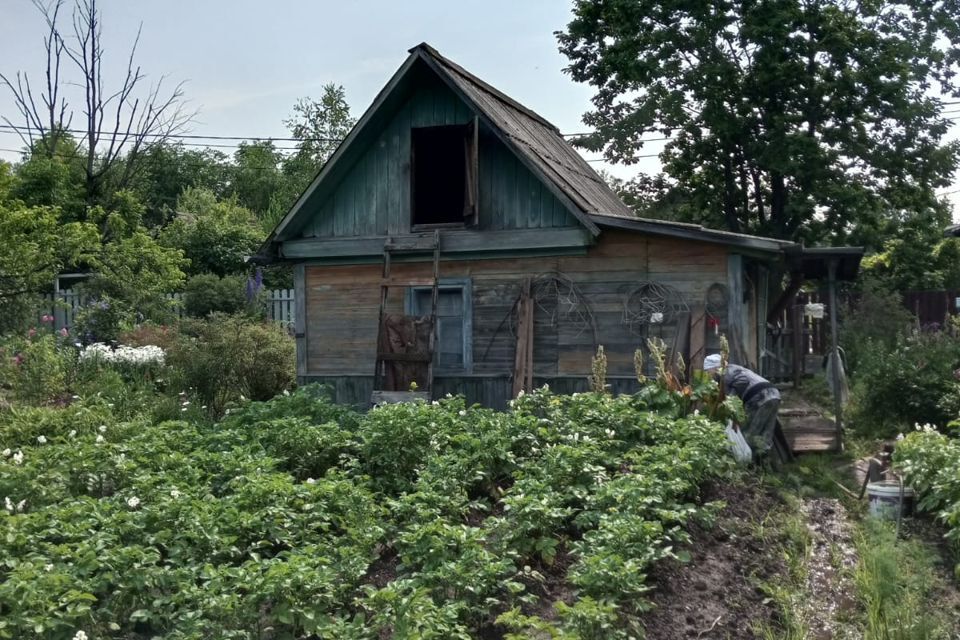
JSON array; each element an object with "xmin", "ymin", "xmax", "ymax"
[
  {"xmin": 167, "ymin": 313, "xmax": 295, "ymax": 416},
  {"xmin": 182, "ymin": 273, "xmax": 248, "ymax": 318}
]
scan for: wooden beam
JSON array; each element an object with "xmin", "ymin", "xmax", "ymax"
[
  {"xmin": 727, "ymin": 254, "xmax": 745, "ymax": 362},
  {"xmin": 377, "ymin": 351, "xmax": 432, "ymax": 362},
  {"xmin": 828, "ymin": 258, "xmax": 843, "ymax": 447},
  {"xmin": 280, "ymin": 227, "xmax": 592, "ymax": 259},
  {"xmin": 294, "ymin": 263, "xmax": 307, "ymax": 378}
]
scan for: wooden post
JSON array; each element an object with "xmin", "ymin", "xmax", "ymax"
[
  {"xmin": 792, "ymin": 302, "xmax": 803, "ymax": 389},
  {"xmin": 293, "ymin": 264, "xmax": 307, "ymax": 381},
  {"xmin": 828, "ymin": 259, "xmax": 843, "ymax": 449}
]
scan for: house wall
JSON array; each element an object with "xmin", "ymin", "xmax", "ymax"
[
  {"xmin": 303, "ymin": 72, "xmax": 579, "ymax": 239},
  {"xmin": 299, "ymin": 230, "xmax": 736, "ymax": 408}
]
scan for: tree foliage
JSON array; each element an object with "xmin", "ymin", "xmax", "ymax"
[
  {"xmin": 558, "ymin": 0, "xmax": 960, "ymax": 242},
  {"xmin": 0, "ymin": 201, "xmax": 98, "ymax": 305},
  {"xmin": 159, "ymin": 187, "xmax": 264, "ymax": 277}
]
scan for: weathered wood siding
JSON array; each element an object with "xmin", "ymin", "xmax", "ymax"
[
  {"xmin": 304, "ymin": 72, "xmax": 578, "ymax": 238},
  {"xmin": 302, "ymin": 231, "xmax": 730, "ymax": 404}
]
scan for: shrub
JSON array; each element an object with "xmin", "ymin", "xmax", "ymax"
[
  {"xmin": 840, "ymin": 280, "xmax": 915, "ymax": 376},
  {"xmin": 167, "ymin": 314, "xmax": 295, "ymax": 415},
  {"xmin": 73, "ymin": 296, "xmax": 134, "ymax": 344},
  {"xmin": 182, "ymin": 273, "xmax": 249, "ymax": 318},
  {"xmin": 849, "ymin": 328, "xmax": 960, "ymax": 436},
  {"xmin": 119, "ymin": 322, "xmax": 179, "ymax": 352},
  {"xmin": 0, "ymin": 330, "xmax": 73, "ymax": 405}
]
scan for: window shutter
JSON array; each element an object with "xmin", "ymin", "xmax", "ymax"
[{"xmin": 463, "ymin": 117, "xmax": 479, "ymax": 225}]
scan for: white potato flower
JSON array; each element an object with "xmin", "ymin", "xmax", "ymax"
[
  {"xmin": 170, "ymin": 489, "xmax": 181, "ymax": 499},
  {"xmin": 126, "ymin": 496, "xmax": 140, "ymax": 509},
  {"xmin": 68, "ymin": 430, "xmax": 77, "ymax": 438},
  {"xmin": 73, "ymin": 631, "xmax": 89, "ymax": 640},
  {"xmin": 99, "ymin": 425, "xmax": 107, "ymax": 433},
  {"xmin": 1, "ymin": 448, "xmax": 10, "ymax": 457},
  {"xmin": 12, "ymin": 451, "xmax": 23, "ymax": 465},
  {"xmin": 95, "ymin": 435, "xmax": 105, "ymax": 444},
  {"xmin": 37, "ymin": 435, "xmax": 47, "ymax": 444}
]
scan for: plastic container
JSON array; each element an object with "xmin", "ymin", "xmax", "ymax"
[{"xmin": 866, "ymin": 481, "xmax": 914, "ymax": 520}]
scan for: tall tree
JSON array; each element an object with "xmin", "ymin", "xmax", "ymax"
[
  {"xmin": 558, "ymin": 0, "xmax": 960, "ymax": 242},
  {"xmin": 1, "ymin": 0, "xmax": 193, "ymax": 207},
  {"xmin": 283, "ymin": 84, "xmax": 356, "ymax": 174},
  {"xmin": 263, "ymin": 84, "xmax": 355, "ymax": 229}
]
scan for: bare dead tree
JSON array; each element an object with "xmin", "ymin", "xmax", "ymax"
[{"xmin": 0, "ymin": 0, "xmax": 194, "ymax": 204}]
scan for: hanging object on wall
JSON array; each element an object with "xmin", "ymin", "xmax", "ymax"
[
  {"xmin": 621, "ymin": 281, "xmax": 689, "ymax": 336},
  {"xmin": 805, "ymin": 302, "xmax": 825, "ymax": 319},
  {"xmin": 507, "ymin": 272, "xmax": 597, "ymax": 340},
  {"xmin": 704, "ymin": 283, "xmax": 729, "ymax": 332}
]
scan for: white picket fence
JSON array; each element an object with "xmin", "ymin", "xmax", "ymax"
[{"xmin": 40, "ymin": 288, "xmax": 296, "ymax": 331}]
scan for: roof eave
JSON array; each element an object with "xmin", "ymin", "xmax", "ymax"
[{"xmin": 588, "ymin": 214, "xmax": 795, "ymax": 254}]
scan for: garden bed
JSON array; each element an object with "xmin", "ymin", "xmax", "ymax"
[{"xmin": 0, "ymin": 385, "xmax": 742, "ymax": 639}]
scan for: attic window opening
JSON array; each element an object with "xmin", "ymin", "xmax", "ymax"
[{"xmin": 411, "ymin": 120, "xmax": 478, "ymax": 227}]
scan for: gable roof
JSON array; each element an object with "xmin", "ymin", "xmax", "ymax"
[
  {"xmin": 416, "ymin": 44, "xmax": 635, "ymax": 223},
  {"xmin": 260, "ymin": 43, "xmax": 797, "ymax": 258},
  {"xmin": 265, "ymin": 43, "xmax": 639, "ymax": 248}
]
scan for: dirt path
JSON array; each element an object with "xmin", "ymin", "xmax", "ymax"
[{"xmin": 799, "ymin": 497, "xmax": 860, "ymax": 639}]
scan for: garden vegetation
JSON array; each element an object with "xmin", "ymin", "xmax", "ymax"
[{"xmin": 0, "ymin": 375, "xmax": 737, "ymax": 638}]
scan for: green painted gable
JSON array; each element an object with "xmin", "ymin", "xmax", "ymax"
[{"xmin": 301, "ymin": 70, "xmax": 579, "ymax": 239}]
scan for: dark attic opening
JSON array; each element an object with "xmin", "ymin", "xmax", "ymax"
[{"xmin": 411, "ymin": 120, "xmax": 478, "ymax": 226}]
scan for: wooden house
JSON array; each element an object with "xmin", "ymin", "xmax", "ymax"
[{"xmin": 258, "ymin": 43, "xmax": 806, "ymax": 408}]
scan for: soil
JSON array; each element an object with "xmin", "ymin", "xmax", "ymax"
[
  {"xmin": 799, "ymin": 498, "xmax": 860, "ymax": 639},
  {"xmin": 639, "ymin": 483, "xmax": 789, "ymax": 639}
]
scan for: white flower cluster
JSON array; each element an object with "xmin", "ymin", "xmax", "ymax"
[
  {"xmin": 73, "ymin": 631, "xmax": 89, "ymax": 640},
  {"xmin": 79, "ymin": 343, "xmax": 165, "ymax": 367},
  {"xmin": 4, "ymin": 496, "xmax": 26, "ymax": 513},
  {"xmin": 914, "ymin": 423, "xmax": 939, "ymax": 433}
]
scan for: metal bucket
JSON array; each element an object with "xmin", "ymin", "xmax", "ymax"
[{"xmin": 866, "ymin": 480, "xmax": 914, "ymax": 520}]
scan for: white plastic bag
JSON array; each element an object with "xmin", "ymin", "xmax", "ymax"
[{"xmin": 725, "ymin": 420, "xmax": 752, "ymax": 463}]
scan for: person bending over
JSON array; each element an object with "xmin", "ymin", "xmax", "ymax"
[{"xmin": 703, "ymin": 354, "xmax": 780, "ymax": 455}]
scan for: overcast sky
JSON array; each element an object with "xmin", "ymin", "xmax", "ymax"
[{"xmin": 1, "ymin": 0, "xmax": 957, "ymax": 220}]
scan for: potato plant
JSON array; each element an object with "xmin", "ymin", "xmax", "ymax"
[
  {"xmin": 894, "ymin": 429, "xmax": 960, "ymax": 576},
  {"xmin": 1, "ymin": 384, "xmax": 734, "ymax": 639}
]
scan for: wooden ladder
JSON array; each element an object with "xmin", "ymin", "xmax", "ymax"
[{"xmin": 371, "ymin": 230, "xmax": 440, "ymax": 405}]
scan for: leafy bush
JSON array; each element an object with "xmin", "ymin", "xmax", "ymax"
[
  {"xmin": 840, "ymin": 280, "xmax": 915, "ymax": 376},
  {"xmin": 167, "ymin": 314, "xmax": 295, "ymax": 415},
  {"xmin": 849, "ymin": 328, "xmax": 960, "ymax": 436},
  {"xmin": 118, "ymin": 322, "xmax": 179, "ymax": 352},
  {"xmin": 0, "ymin": 329, "xmax": 74, "ymax": 405},
  {"xmin": 894, "ymin": 429, "xmax": 960, "ymax": 576},
  {"xmin": 73, "ymin": 296, "xmax": 133, "ymax": 343},
  {"xmin": 182, "ymin": 273, "xmax": 248, "ymax": 318}
]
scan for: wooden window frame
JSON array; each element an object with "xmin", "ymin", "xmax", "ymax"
[
  {"xmin": 405, "ymin": 277, "xmax": 473, "ymax": 374},
  {"xmin": 409, "ymin": 117, "xmax": 479, "ymax": 231}
]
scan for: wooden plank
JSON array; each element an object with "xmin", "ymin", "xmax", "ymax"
[
  {"xmin": 294, "ymin": 264, "xmax": 307, "ymax": 378},
  {"xmin": 377, "ymin": 352, "xmax": 432, "ymax": 362},
  {"xmin": 283, "ymin": 227, "xmax": 591, "ymax": 259},
  {"xmin": 371, "ymin": 390, "xmax": 430, "ymax": 405},
  {"xmin": 688, "ymin": 304, "xmax": 706, "ymax": 371}
]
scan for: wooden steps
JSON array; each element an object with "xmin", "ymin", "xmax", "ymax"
[{"xmin": 778, "ymin": 389, "xmax": 840, "ymax": 453}]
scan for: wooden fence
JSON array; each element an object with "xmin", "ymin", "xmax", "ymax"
[
  {"xmin": 40, "ymin": 289, "xmax": 296, "ymax": 332},
  {"xmin": 763, "ymin": 288, "xmax": 960, "ymax": 381}
]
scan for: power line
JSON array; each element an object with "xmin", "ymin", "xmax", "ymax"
[{"xmin": 0, "ymin": 122, "xmax": 341, "ymax": 144}]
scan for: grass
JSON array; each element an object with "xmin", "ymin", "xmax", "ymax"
[
  {"xmin": 752, "ymin": 494, "xmax": 812, "ymax": 640},
  {"xmin": 760, "ymin": 435, "xmax": 960, "ymax": 640},
  {"xmin": 855, "ymin": 518, "xmax": 956, "ymax": 640}
]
